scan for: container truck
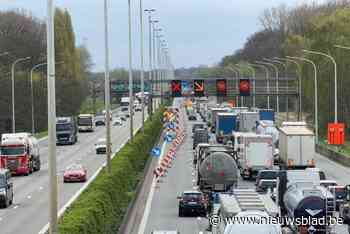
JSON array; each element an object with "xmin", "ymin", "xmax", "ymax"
[
  {"xmin": 215, "ymin": 113, "xmax": 237, "ymax": 143},
  {"xmin": 259, "ymin": 109, "xmax": 275, "ymax": 121},
  {"xmin": 278, "ymin": 124, "xmax": 315, "ymax": 169},
  {"xmin": 239, "ymin": 111, "xmax": 259, "ymax": 132},
  {"xmin": 209, "ymin": 107, "xmax": 230, "ymax": 132},
  {"xmin": 234, "ymin": 133, "xmax": 274, "ymax": 179},
  {"xmin": 0, "ymin": 133, "xmax": 41, "ymax": 175}
]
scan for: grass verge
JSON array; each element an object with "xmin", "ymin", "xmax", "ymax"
[{"xmin": 57, "ymin": 105, "xmax": 164, "ymax": 234}]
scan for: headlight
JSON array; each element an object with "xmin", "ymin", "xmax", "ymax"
[{"xmin": 0, "ymin": 188, "xmax": 6, "ymax": 195}]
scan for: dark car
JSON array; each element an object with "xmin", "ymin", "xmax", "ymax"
[
  {"xmin": 192, "ymin": 123, "xmax": 205, "ymax": 133},
  {"xmin": 178, "ymin": 191, "xmax": 206, "ymax": 217},
  {"xmin": 329, "ymin": 185, "xmax": 347, "ymax": 211},
  {"xmin": 255, "ymin": 170, "xmax": 278, "ymax": 186},
  {"xmin": 188, "ymin": 115, "xmax": 197, "ymax": 121},
  {"xmin": 0, "ymin": 169, "xmax": 13, "ymax": 208},
  {"xmin": 256, "ymin": 179, "xmax": 277, "ymax": 193}
]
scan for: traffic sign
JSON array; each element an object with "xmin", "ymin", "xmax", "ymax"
[
  {"xmin": 239, "ymin": 79, "xmax": 251, "ymax": 96},
  {"xmin": 167, "ymin": 122, "xmax": 175, "ymax": 129},
  {"xmin": 151, "ymin": 147, "xmax": 161, "ymax": 157},
  {"xmin": 193, "ymin": 80, "xmax": 204, "ymax": 97},
  {"xmin": 216, "ymin": 79, "xmax": 227, "ymax": 97},
  {"xmin": 171, "ymin": 80, "xmax": 182, "ymax": 97},
  {"xmin": 165, "ymin": 134, "xmax": 173, "ymax": 143},
  {"xmin": 328, "ymin": 123, "xmax": 345, "ymax": 145}
]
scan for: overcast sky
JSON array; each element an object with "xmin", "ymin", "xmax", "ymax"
[{"xmin": 1, "ymin": 0, "xmax": 327, "ymax": 71}]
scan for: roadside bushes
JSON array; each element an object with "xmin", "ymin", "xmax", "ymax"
[{"xmin": 58, "ymin": 107, "xmax": 164, "ymax": 234}]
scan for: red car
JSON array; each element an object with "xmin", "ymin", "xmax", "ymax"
[{"xmin": 63, "ymin": 164, "xmax": 87, "ymax": 183}]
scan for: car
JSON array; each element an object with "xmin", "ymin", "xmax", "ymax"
[
  {"xmin": 188, "ymin": 114, "xmax": 197, "ymax": 121},
  {"xmin": 328, "ymin": 185, "xmax": 347, "ymax": 211},
  {"xmin": 63, "ymin": 164, "xmax": 87, "ymax": 183},
  {"xmin": 95, "ymin": 138, "xmax": 107, "ymax": 154},
  {"xmin": 256, "ymin": 179, "xmax": 277, "ymax": 193},
  {"xmin": 121, "ymin": 106, "xmax": 129, "ymax": 112},
  {"xmin": 135, "ymin": 105, "xmax": 142, "ymax": 112},
  {"xmin": 192, "ymin": 123, "xmax": 205, "ymax": 133},
  {"xmin": 255, "ymin": 170, "xmax": 278, "ymax": 186},
  {"xmin": 120, "ymin": 116, "xmax": 127, "ymax": 121},
  {"xmin": 113, "ymin": 117, "xmax": 123, "ymax": 126},
  {"xmin": 177, "ymin": 190, "xmax": 206, "ymax": 217},
  {"xmin": 0, "ymin": 169, "xmax": 13, "ymax": 208},
  {"xmin": 320, "ymin": 180, "xmax": 337, "ymax": 188},
  {"xmin": 95, "ymin": 115, "xmax": 106, "ymax": 126}
]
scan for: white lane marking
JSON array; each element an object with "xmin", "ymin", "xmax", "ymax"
[
  {"xmin": 38, "ymin": 118, "xmax": 145, "ymax": 234},
  {"xmin": 27, "ymin": 195, "xmax": 32, "ymax": 199},
  {"xmin": 137, "ymin": 141, "xmax": 167, "ymax": 234},
  {"xmin": 13, "ymin": 205, "xmax": 18, "ymax": 209},
  {"xmin": 0, "ymin": 217, "xmax": 2, "ymax": 221},
  {"xmin": 39, "ymin": 186, "xmax": 43, "ymax": 191}
]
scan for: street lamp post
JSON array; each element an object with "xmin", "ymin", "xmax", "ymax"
[
  {"xmin": 128, "ymin": 0, "xmax": 134, "ymax": 141},
  {"xmin": 265, "ymin": 59, "xmax": 289, "ymax": 120},
  {"xmin": 287, "ymin": 56, "xmax": 319, "ymax": 144},
  {"xmin": 303, "ymin": 49, "xmax": 338, "ymax": 123},
  {"xmin": 47, "ymin": 0, "xmax": 57, "ymax": 233},
  {"xmin": 256, "ymin": 61, "xmax": 278, "ymax": 112},
  {"xmin": 255, "ymin": 61, "xmax": 270, "ymax": 109},
  {"xmin": 155, "ymin": 32, "xmax": 163, "ymax": 106},
  {"xmin": 152, "ymin": 22, "xmax": 160, "ymax": 109},
  {"xmin": 262, "ymin": 59, "xmax": 280, "ymax": 114},
  {"xmin": 11, "ymin": 56, "xmax": 31, "ymax": 133},
  {"xmin": 139, "ymin": 0, "xmax": 145, "ymax": 132},
  {"xmin": 30, "ymin": 62, "xmax": 47, "ymax": 134},
  {"xmin": 103, "ymin": 0, "xmax": 112, "ymax": 173},
  {"xmin": 250, "ymin": 63, "xmax": 271, "ymax": 109},
  {"xmin": 274, "ymin": 57, "xmax": 302, "ymax": 121},
  {"xmin": 145, "ymin": 9, "xmax": 155, "ymax": 116}
]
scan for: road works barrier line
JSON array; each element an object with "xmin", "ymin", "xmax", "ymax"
[
  {"xmin": 137, "ymin": 140, "xmax": 167, "ymax": 234},
  {"xmin": 38, "ymin": 124, "xmax": 141, "ymax": 234}
]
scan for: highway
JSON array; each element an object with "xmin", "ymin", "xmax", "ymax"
[
  {"xmin": 142, "ymin": 107, "xmax": 350, "ymax": 234},
  {"xmin": 0, "ymin": 110, "xmax": 145, "ymax": 234}
]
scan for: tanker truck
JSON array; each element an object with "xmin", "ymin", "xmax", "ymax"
[
  {"xmin": 277, "ymin": 170, "xmax": 335, "ymax": 234},
  {"xmin": 197, "ymin": 151, "xmax": 238, "ymax": 192}
]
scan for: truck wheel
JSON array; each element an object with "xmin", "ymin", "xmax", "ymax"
[{"xmin": 35, "ymin": 159, "xmax": 41, "ymax": 171}]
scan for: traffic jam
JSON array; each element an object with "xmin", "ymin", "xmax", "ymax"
[{"xmin": 153, "ymin": 96, "xmax": 350, "ymax": 234}]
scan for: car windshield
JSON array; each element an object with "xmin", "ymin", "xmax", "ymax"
[
  {"xmin": 183, "ymin": 193, "xmax": 202, "ymax": 200},
  {"xmin": 259, "ymin": 171, "xmax": 277, "ymax": 180},
  {"xmin": 67, "ymin": 164, "xmax": 82, "ymax": 171},
  {"xmin": 1, "ymin": 146, "xmax": 25, "ymax": 155},
  {"xmin": 56, "ymin": 123, "xmax": 72, "ymax": 131},
  {"xmin": 78, "ymin": 117, "xmax": 92, "ymax": 126},
  {"xmin": 0, "ymin": 175, "xmax": 6, "ymax": 186},
  {"xmin": 261, "ymin": 181, "xmax": 276, "ymax": 187}
]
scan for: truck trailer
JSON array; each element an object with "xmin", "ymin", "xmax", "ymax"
[{"xmin": 215, "ymin": 113, "xmax": 237, "ymax": 143}]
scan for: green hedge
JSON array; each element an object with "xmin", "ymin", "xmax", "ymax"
[{"xmin": 58, "ymin": 107, "xmax": 164, "ymax": 234}]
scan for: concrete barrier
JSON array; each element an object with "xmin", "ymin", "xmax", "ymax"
[{"xmin": 316, "ymin": 144, "xmax": 350, "ymax": 167}]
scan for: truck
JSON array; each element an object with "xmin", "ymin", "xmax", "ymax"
[
  {"xmin": 259, "ymin": 109, "xmax": 275, "ymax": 121},
  {"xmin": 197, "ymin": 151, "xmax": 238, "ymax": 192},
  {"xmin": 238, "ymin": 111, "xmax": 259, "ymax": 132},
  {"xmin": 278, "ymin": 124, "xmax": 315, "ymax": 169},
  {"xmin": 77, "ymin": 114, "xmax": 95, "ymax": 132},
  {"xmin": 209, "ymin": 107, "xmax": 230, "ymax": 132},
  {"xmin": 56, "ymin": 117, "xmax": 78, "ymax": 145},
  {"xmin": 0, "ymin": 133, "xmax": 41, "ymax": 175},
  {"xmin": 234, "ymin": 133, "xmax": 274, "ymax": 179},
  {"xmin": 213, "ymin": 190, "xmax": 281, "ymax": 234},
  {"xmin": 215, "ymin": 113, "xmax": 237, "ymax": 143}
]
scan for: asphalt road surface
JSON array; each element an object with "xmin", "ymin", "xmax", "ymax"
[
  {"xmin": 144, "ymin": 113, "xmax": 350, "ymax": 234},
  {"xmin": 0, "ymin": 109, "xmax": 146, "ymax": 234}
]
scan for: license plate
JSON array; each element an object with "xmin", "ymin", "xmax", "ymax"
[
  {"xmin": 214, "ymin": 184, "xmax": 224, "ymax": 190},
  {"xmin": 188, "ymin": 202, "xmax": 197, "ymax": 205}
]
